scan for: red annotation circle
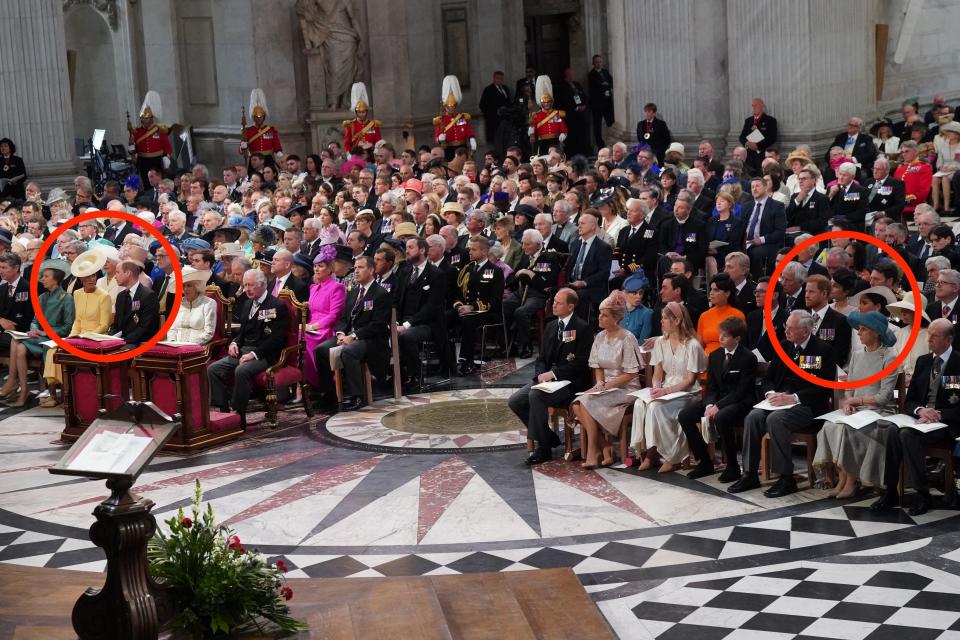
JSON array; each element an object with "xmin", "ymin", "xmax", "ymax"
[
  {"xmin": 30, "ymin": 210, "xmax": 183, "ymax": 363},
  {"xmin": 763, "ymin": 230, "xmax": 921, "ymax": 390}
]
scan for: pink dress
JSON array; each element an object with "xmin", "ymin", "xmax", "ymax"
[{"xmin": 304, "ymin": 278, "xmax": 347, "ymax": 387}]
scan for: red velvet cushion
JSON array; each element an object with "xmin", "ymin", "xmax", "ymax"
[
  {"xmin": 255, "ymin": 366, "xmax": 301, "ymax": 388},
  {"xmin": 209, "ymin": 411, "xmax": 241, "ymax": 432},
  {"xmin": 64, "ymin": 337, "xmax": 127, "ymax": 352},
  {"xmin": 144, "ymin": 344, "xmax": 206, "ymax": 357}
]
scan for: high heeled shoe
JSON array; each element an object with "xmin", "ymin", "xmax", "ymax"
[{"xmin": 4, "ymin": 393, "xmax": 30, "ymax": 409}]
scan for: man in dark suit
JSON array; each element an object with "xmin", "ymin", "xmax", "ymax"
[
  {"xmin": 373, "ymin": 248, "xmax": 402, "ymax": 305},
  {"xmin": 455, "ymin": 236, "xmax": 505, "ymax": 375},
  {"xmin": 778, "ymin": 261, "xmax": 809, "ymax": 315},
  {"xmin": 508, "ymin": 288, "xmax": 594, "ymax": 464},
  {"xmin": 565, "ymin": 211, "xmax": 613, "ymax": 318},
  {"xmin": 208, "ymin": 269, "xmax": 290, "ymax": 429},
  {"xmin": 504, "ymin": 230, "xmax": 563, "ymax": 358},
  {"xmin": 588, "ymin": 55, "xmax": 614, "ymax": 149},
  {"xmin": 873, "ymin": 319, "xmax": 960, "ymax": 516},
  {"xmin": 863, "ymin": 157, "xmax": 906, "ymax": 224},
  {"xmin": 151, "ymin": 245, "xmax": 178, "ymax": 318},
  {"xmin": 729, "ymin": 310, "xmax": 835, "ymax": 498},
  {"xmin": 650, "ymin": 273, "xmax": 705, "ymax": 336},
  {"xmin": 102, "ymin": 210, "xmax": 141, "ymax": 246},
  {"xmin": 743, "ymin": 176, "xmax": 787, "ymax": 278},
  {"xmin": 738, "ymin": 98, "xmax": 778, "ymax": 176},
  {"xmin": 479, "ymin": 71, "xmax": 512, "ymax": 145},
  {"xmin": 0, "ymin": 253, "xmax": 34, "ymax": 356},
  {"xmin": 805, "ymin": 275, "xmax": 852, "ymax": 366},
  {"xmin": 635, "ymin": 102, "xmax": 671, "ymax": 164},
  {"xmin": 658, "ymin": 192, "xmax": 707, "ymax": 277},
  {"xmin": 925, "ymin": 268, "xmax": 960, "ymax": 343},
  {"xmin": 724, "ymin": 252, "xmax": 757, "ymax": 314},
  {"xmin": 786, "ymin": 168, "xmax": 832, "ymax": 235},
  {"xmin": 794, "ymin": 235, "xmax": 830, "ymax": 279},
  {"xmin": 266, "ymin": 250, "xmax": 309, "ymax": 304},
  {"xmin": 678, "ymin": 316, "xmax": 758, "ymax": 480},
  {"xmin": 298, "ymin": 219, "xmax": 323, "ymax": 263},
  {"xmin": 110, "ymin": 260, "xmax": 161, "ymax": 346},
  {"xmin": 555, "ymin": 67, "xmax": 591, "ymax": 158},
  {"xmin": 396, "ymin": 238, "xmax": 446, "ymax": 388},
  {"xmin": 315, "ymin": 256, "xmax": 392, "ymax": 411},
  {"xmin": 746, "ymin": 278, "xmax": 787, "ymax": 362},
  {"xmin": 825, "ymin": 117, "xmax": 878, "ymax": 173},
  {"xmin": 828, "ymin": 162, "xmax": 870, "ymax": 232}
]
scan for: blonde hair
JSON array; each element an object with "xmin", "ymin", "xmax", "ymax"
[{"xmin": 662, "ymin": 301, "xmax": 696, "ymax": 341}]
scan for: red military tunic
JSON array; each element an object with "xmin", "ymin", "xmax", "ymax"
[
  {"xmin": 529, "ymin": 109, "xmax": 568, "ymax": 141},
  {"xmin": 894, "ymin": 160, "xmax": 933, "ymax": 215},
  {"xmin": 342, "ymin": 118, "xmax": 382, "ymax": 153},
  {"xmin": 241, "ymin": 124, "xmax": 283, "ymax": 157},
  {"xmin": 130, "ymin": 125, "xmax": 172, "ymax": 158},
  {"xmin": 433, "ymin": 113, "xmax": 476, "ymax": 146}
]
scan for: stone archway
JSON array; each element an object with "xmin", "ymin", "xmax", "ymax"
[{"xmin": 64, "ymin": 4, "xmax": 122, "ymax": 149}]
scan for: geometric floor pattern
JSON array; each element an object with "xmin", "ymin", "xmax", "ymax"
[{"xmin": 3, "ymin": 363, "xmax": 960, "ymax": 639}]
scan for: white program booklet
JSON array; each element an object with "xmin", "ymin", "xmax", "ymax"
[
  {"xmin": 816, "ymin": 409, "xmax": 882, "ymax": 430},
  {"xmin": 881, "ymin": 414, "xmax": 948, "ymax": 434},
  {"xmin": 531, "ymin": 380, "xmax": 572, "ymax": 393},
  {"xmin": 629, "ymin": 388, "xmax": 692, "ymax": 403},
  {"xmin": 754, "ymin": 399, "xmax": 798, "ymax": 411},
  {"xmin": 746, "ymin": 129, "xmax": 765, "ymax": 144}
]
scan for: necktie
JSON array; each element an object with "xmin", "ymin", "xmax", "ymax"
[
  {"xmin": 352, "ymin": 287, "xmax": 365, "ymax": 314},
  {"xmin": 557, "ymin": 320, "xmax": 565, "ymax": 342},
  {"xmin": 724, "ymin": 351, "xmax": 732, "ymax": 370},
  {"xmin": 573, "ymin": 241, "xmax": 588, "ymax": 279},
  {"xmin": 812, "ymin": 313, "xmax": 821, "ymax": 333},
  {"xmin": 920, "ymin": 243, "xmax": 931, "ymax": 261},
  {"xmin": 929, "ymin": 356, "xmax": 943, "ymax": 405},
  {"xmin": 248, "ymin": 299, "xmax": 260, "ymax": 320},
  {"xmin": 158, "ymin": 276, "xmax": 169, "ymax": 314},
  {"xmin": 272, "ymin": 278, "xmax": 282, "ymax": 297},
  {"xmin": 944, "ymin": 305, "xmax": 952, "ymax": 318},
  {"xmin": 628, "ymin": 226, "xmax": 638, "ymax": 241},
  {"xmin": 747, "ymin": 201, "xmax": 762, "ymax": 240},
  {"xmin": 408, "ymin": 266, "xmax": 418, "ymax": 284},
  {"xmin": 869, "ymin": 179, "xmax": 881, "ymax": 201},
  {"xmin": 785, "ymin": 295, "xmax": 795, "ymax": 313}
]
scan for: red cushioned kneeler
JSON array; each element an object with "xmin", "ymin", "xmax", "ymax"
[{"xmin": 55, "ymin": 338, "xmax": 130, "ymax": 442}]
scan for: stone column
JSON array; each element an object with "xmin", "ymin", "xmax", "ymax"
[
  {"xmin": 0, "ymin": 0, "xmax": 77, "ymax": 185},
  {"xmin": 725, "ymin": 0, "xmax": 876, "ymax": 158}
]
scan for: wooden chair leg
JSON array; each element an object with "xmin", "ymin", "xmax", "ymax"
[
  {"xmin": 526, "ymin": 438, "xmax": 535, "ymax": 453},
  {"xmin": 944, "ymin": 456, "xmax": 955, "ymax": 497},
  {"xmin": 805, "ymin": 444, "xmax": 816, "ymax": 488},
  {"xmin": 334, "ymin": 370, "xmax": 344, "ymax": 403},
  {"xmin": 760, "ymin": 434, "xmax": 771, "ymax": 482},
  {"xmin": 301, "ymin": 381, "xmax": 314, "ymax": 417},
  {"xmin": 362, "ymin": 365, "xmax": 374, "ymax": 405},
  {"xmin": 562, "ymin": 413, "xmax": 573, "ymax": 459}
]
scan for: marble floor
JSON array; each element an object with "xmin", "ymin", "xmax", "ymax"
[{"xmin": 1, "ymin": 361, "xmax": 959, "ymax": 639}]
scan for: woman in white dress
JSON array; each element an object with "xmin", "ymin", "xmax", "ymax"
[
  {"xmin": 166, "ymin": 267, "xmax": 216, "ymax": 344},
  {"xmin": 570, "ymin": 291, "xmax": 643, "ymax": 469},
  {"xmin": 631, "ymin": 301, "xmax": 706, "ymax": 472},
  {"xmin": 887, "ymin": 295, "xmax": 930, "ymax": 384}
]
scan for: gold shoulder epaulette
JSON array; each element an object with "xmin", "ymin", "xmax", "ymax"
[
  {"xmin": 432, "ymin": 116, "xmax": 442, "ymax": 126},
  {"xmin": 558, "ymin": 110, "xmax": 566, "ymax": 118},
  {"xmin": 462, "ymin": 113, "xmax": 471, "ymax": 121},
  {"xmin": 342, "ymin": 119, "xmax": 352, "ymax": 128},
  {"xmin": 373, "ymin": 119, "xmax": 382, "ymax": 127}
]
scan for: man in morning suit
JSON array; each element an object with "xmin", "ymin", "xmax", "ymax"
[
  {"xmin": 863, "ymin": 157, "xmax": 906, "ymax": 224},
  {"xmin": 678, "ymin": 317, "xmax": 758, "ymax": 480},
  {"xmin": 825, "ymin": 116, "xmax": 877, "ymax": 173},
  {"xmin": 828, "ymin": 162, "xmax": 870, "ymax": 232},
  {"xmin": 504, "ymin": 229, "xmax": 563, "ymax": 358},
  {"xmin": 786, "ymin": 168, "xmax": 832, "ymax": 235},
  {"xmin": 565, "ymin": 210, "xmax": 613, "ymax": 319},
  {"xmin": 455, "ymin": 236, "xmax": 505, "ymax": 376},
  {"xmin": 805, "ymin": 275, "xmax": 852, "ymax": 366},
  {"xmin": 738, "ymin": 97, "xmax": 778, "ymax": 176},
  {"xmin": 267, "ymin": 250, "xmax": 310, "ymax": 304},
  {"xmin": 396, "ymin": 237, "xmax": 446, "ymax": 389},
  {"xmin": 0, "ymin": 253, "xmax": 34, "ymax": 356},
  {"xmin": 208, "ymin": 269, "xmax": 290, "ymax": 429},
  {"xmin": 508, "ymin": 288, "xmax": 594, "ymax": 464},
  {"xmin": 315, "ymin": 255, "xmax": 392, "ymax": 411},
  {"xmin": 743, "ymin": 176, "xmax": 786, "ymax": 278},
  {"xmin": 729, "ymin": 310, "xmax": 835, "ymax": 498},
  {"xmin": 110, "ymin": 260, "xmax": 161, "ymax": 346},
  {"xmin": 873, "ymin": 319, "xmax": 960, "ymax": 516},
  {"xmin": 746, "ymin": 278, "xmax": 787, "ymax": 362}
]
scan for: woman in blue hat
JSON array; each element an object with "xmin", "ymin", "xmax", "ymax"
[{"xmin": 814, "ymin": 310, "xmax": 900, "ymax": 498}]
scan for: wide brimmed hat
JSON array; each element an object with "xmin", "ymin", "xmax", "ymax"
[
  {"xmin": 216, "ymin": 241, "xmax": 245, "ymax": 259},
  {"xmin": 847, "ymin": 310, "xmax": 897, "ymax": 348},
  {"xmin": 590, "ymin": 187, "xmax": 617, "ymax": 207},
  {"xmin": 265, "ymin": 216, "xmax": 293, "ymax": 232},
  {"xmin": 45, "ymin": 187, "xmax": 68, "ymax": 206},
  {"xmin": 785, "ymin": 150, "xmax": 813, "ymax": 166},
  {"xmin": 181, "ymin": 237, "xmax": 211, "ymax": 253},
  {"xmin": 869, "ymin": 118, "xmax": 894, "ymax": 136},
  {"xmin": 850, "ymin": 285, "xmax": 897, "ymax": 307},
  {"xmin": 403, "ymin": 178, "xmax": 423, "ymax": 195},
  {"xmin": 90, "ymin": 241, "xmax": 120, "ymax": 262},
  {"xmin": 666, "ymin": 142, "xmax": 685, "ymax": 156},
  {"xmin": 181, "ymin": 266, "xmax": 211, "ymax": 284},
  {"xmin": 250, "ymin": 226, "xmax": 276, "ymax": 246},
  {"xmin": 292, "ymin": 253, "xmax": 313, "ymax": 273},
  {"xmin": 940, "ymin": 121, "xmax": 960, "ymax": 136},
  {"xmin": 440, "ymin": 202, "xmax": 465, "ymax": 220},
  {"xmin": 888, "ymin": 293, "xmax": 931, "ymax": 324},
  {"xmin": 393, "ymin": 222, "xmax": 418, "ymax": 239},
  {"xmin": 39, "ymin": 259, "xmax": 71, "ymax": 278},
  {"xmin": 70, "ymin": 250, "xmax": 107, "ymax": 278},
  {"xmin": 333, "ymin": 244, "xmax": 354, "ymax": 263},
  {"xmin": 202, "ymin": 226, "xmax": 241, "ymax": 244}
]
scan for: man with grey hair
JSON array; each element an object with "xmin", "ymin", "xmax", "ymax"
[
  {"xmin": 827, "ymin": 115, "xmax": 877, "ymax": 172},
  {"xmin": 827, "ymin": 161, "xmax": 869, "ymax": 231},
  {"xmin": 864, "ymin": 155, "xmax": 905, "ymax": 223},
  {"xmin": 908, "ymin": 204, "xmax": 940, "ymax": 259},
  {"xmin": 551, "ymin": 200, "xmax": 577, "ymax": 246},
  {"xmin": 924, "ymin": 255, "xmax": 952, "ymax": 298},
  {"xmin": 685, "ymin": 168, "xmax": 714, "ymax": 216},
  {"xmin": 503, "ymin": 228, "xmax": 562, "ymax": 358},
  {"xmin": 927, "ymin": 268, "xmax": 960, "ymax": 329},
  {"xmin": 614, "ymin": 196, "xmax": 658, "ymax": 288},
  {"xmin": 533, "ymin": 212, "xmax": 567, "ymax": 253},
  {"xmin": 793, "ymin": 233, "xmax": 829, "ymax": 278},
  {"xmin": 779, "ymin": 261, "xmax": 808, "ymax": 313},
  {"xmin": 659, "ymin": 189, "xmax": 706, "ymax": 275},
  {"xmin": 299, "ymin": 217, "xmax": 322, "ymax": 262},
  {"xmin": 729, "ymin": 309, "xmax": 836, "ymax": 497}
]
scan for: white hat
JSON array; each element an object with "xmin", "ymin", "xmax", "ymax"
[
  {"xmin": 181, "ymin": 266, "xmax": 211, "ymax": 285},
  {"xmin": 45, "ymin": 187, "xmax": 68, "ymax": 206},
  {"xmin": 350, "ymin": 82, "xmax": 371, "ymax": 112},
  {"xmin": 70, "ymin": 250, "xmax": 106, "ymax": 278},
  {"xmin": 441, "ymin": 75, "xmax": 462, "ymax": 107},
  {"xmin": 137, "ymin": 211, "xmax": 156, "ymax": 225},
  {"xmin": 139, "ymin": 90, "xmax": 163, "ymax": 120},
  {"xmin": 91, "ymin": 243, "xmax": 120, "ymax": 263},
  {"xmin": 215, "ymin": 241, "xmax": 245, "ymax": 259},
  {"xmin": 850, "ymin": 285, "xmax": 897, "ymax": 307},
  {"xmin": 888, "ymin": 293, "xmax": 931, "ymax": 324},
  {"xmin": 535, "ymin": 75, "xmax": 554, "ymax": 108},
  {"xmin": 249, "ymin": 88, "xmax": 268, "ymax": 119},
  {"xmin": 667, "ymin": 142, "xmax": 685, "ymax": 156}
]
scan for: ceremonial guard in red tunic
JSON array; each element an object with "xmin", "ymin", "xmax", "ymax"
[
  {"xmin": 240, "ymin": 88, "xmax": 283, "ymax": 169},
  {"xmin": 342, "ymin": 82, "xmax": 382, "ymax": 155},
  {"xmin": 528, "ymin": 76, "xmax": 568, "ymax": 156},
  {"xmin": 127, "ymin": 90, "xmax": 172, "ymax": 182},
  {"xmin": 433, "ymin": 75, "xmax": 477, "ymax": 161}
]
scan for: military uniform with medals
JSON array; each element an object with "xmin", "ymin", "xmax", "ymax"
[
  {"xmin": 455, "ymin": 259, "xmax": 504, "ymax": 373},
  {"xmin": 342, "ymin": 82, "xmax": 383, "ymax": 154},
  {"xmin": 528, "ymin": 76, "xmax": 568, "ymax": 156},
  {"xmin": 434, "ymin": 75, "xmax": 477, "ymax": 160},
  {"xmin": 503, "ymin": 249, "xmax": 562, "ymax": 355},
  {"xmin": 127, "ymin": 90, "xmax": 172, "ymax": 182},
  {"xmin": 240, "ymin": 88, "xmax": 283, "ymax": 170}
]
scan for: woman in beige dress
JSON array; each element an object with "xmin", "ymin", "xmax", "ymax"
[
  {"xmin": 571, "ymin": 291, "xmax": 642, "ymax": 469},
  {"xmin": 631, "ymin": 301, "xmax": 707, "ymax": 472},
  {"xmin": 166, "ymin": 267, "xmax": 216, "ymax": 344}
]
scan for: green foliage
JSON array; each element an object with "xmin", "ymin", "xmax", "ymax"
[{"xmin": 148, "ymin": 479, "xmax": 307, "ymax": 638}]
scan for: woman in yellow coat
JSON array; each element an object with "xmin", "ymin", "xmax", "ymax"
[{"xmin": 40, "ymin": 250, "xmax": 113, "ymax": 407}]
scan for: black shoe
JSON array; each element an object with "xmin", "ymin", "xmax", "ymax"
[
  {"xmin": 718, "ymin": 466, "xmax": 741, "ymax": 483},
  {"xmin": 219, "ymin": 405, "xmax": 231, "ymax": 413},
  {"xmin": 870, "ymin": 491, "xmax": 898, "ymax": 512},
  {"xmin": 763, "ymin": 475, "xmax": 798, "ymax": 498},
  {"xmin": 687, "ymin": 463, "xmax": 715, "ymax": 480},
  {"xmin": 728, "ymin": 473, "xmax": 761, "ymax": 494},
  {"xmin": 459, "ymin": 362, "xmax": 477, "ymax": 376},
  {"xmin": 239, "ymin": 413, "xmax": 247, "ymax": 431},
  {"xmin": 516, "ymin": 345, "xmax": 533, "ymax": 359},
  {"xmin": 908, "ymin": 492, "xmax": 932, "ymax": 517},
  {"xmin": 341, "ymin": 396, "xmax": 365, "ymax": 411},
  {"xmin": 525, "ymin": 449, "xmax": 553, "ymax": 465}
]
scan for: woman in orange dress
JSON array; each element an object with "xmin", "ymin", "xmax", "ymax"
[{"xmin": 696, "ymin": 273, "xmax": 745, "ymax": 358}]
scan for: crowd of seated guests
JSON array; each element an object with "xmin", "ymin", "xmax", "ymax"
[{"xmin": 2, "ymin": 94, "xmax": 960, "ymax": 513}]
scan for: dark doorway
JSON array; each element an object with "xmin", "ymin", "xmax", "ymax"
[{"xmin": 524, "ymin": 14, "xmax": 571, "ymax": 84}]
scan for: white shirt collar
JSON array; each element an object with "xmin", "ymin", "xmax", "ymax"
[
  {"xmin": 937, "ymin": 346, "xmax": 953, "ymax": 366},
  {"xmin": 798, "ymin": 335, "xmax": 812, "ymax": 350},
  {"xmin": 944, "ymin": 297, "xmax": 959, "ymax": 310},
  {"xmin": 8, "ymin": 276, "xmax": 20, "ymax": 289},
  {"xmin": 558, "ymin": 312, "xmax": 574, "ymax": 326},
  {"xmin": 127, "ymin": 282, "xmax": 139, "ymax": 298}
]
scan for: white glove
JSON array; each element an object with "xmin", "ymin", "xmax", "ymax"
[
  {"xmin": 275, "ymin": 151, "xmax": 284, "ymax": 160},
  {"xmin": 127, "ymin": 144, "xmax": 135, "ymax": 153},
  {"xmin": 558, "ymin": 133, "xmax": 567, "ymax": 143},
  {"xmin": 469, "ymin": 138, "xmax": 477, "ymax": 151},
  {"xmin": 527, "ymin": 127, "xmax": 535, "ymax": 136},
  {"xmin": 162, "ymin": 156, "xmax": 171, "ymax": 169},
  {"xmin": 438, "ymin": 133, "xmax": 446, "ymax": 142}
]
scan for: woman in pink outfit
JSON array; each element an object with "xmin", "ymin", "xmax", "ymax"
[{"xmin": 304, "ymin": 245, "xmax": 347, "ymax": 387}]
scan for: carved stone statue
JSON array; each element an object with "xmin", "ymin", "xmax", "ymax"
[{"xmin": 296, "ymin": 0, "xmax": 367, "ymax": 110}]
